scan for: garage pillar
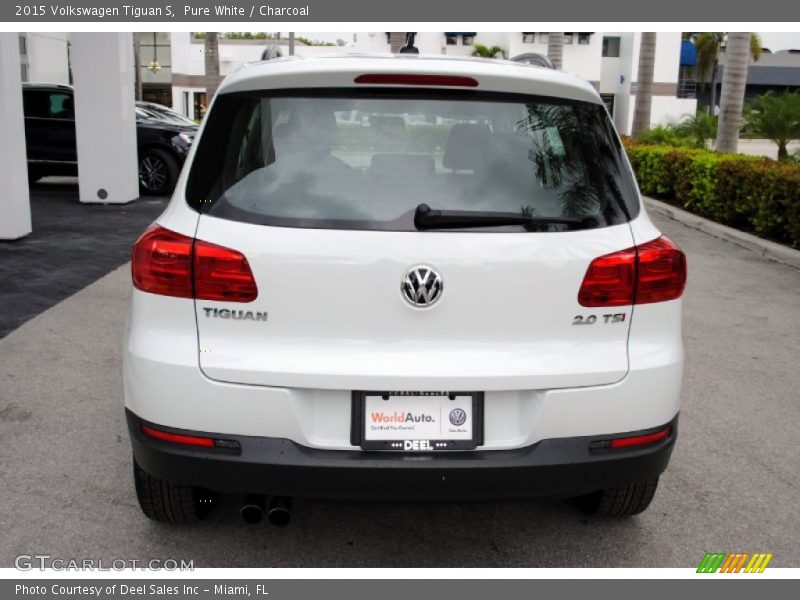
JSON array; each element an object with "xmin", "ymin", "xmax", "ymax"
[
  {"xmin": 70, "ymin": 33, "xmax": 139, "ymax": 204},
  {"xmin": 0, "ymin": 33, "xmax": 32, "ymax": 240}
]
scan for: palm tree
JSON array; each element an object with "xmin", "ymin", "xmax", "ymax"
[
  {"xmin": 632, "ymin": 32, "xmax": 657, "ymax": 139},
  {"xmin": 547, "ymin": 33, "xmax": 564, "ymax": 70},
  {"xmin": 204, "ymin": 32, "xmax": 222, "ymax": 102},
  {"xmin": 388, "ymin": 32, "xmax": 406, "ymax": 54},
  {"xmin": 689, "ymin": 32, "xmax": 761, "ymax": 116},
  {"xmin": 133, "ymin": 34, "xmax": 142, "ymax": 101},
  {"xmin": 472, "ymin": 44, "xmax": 506, "ymax": 59},
  {"xmin": 716, "ymin": 33, "xmax": 753, "ymax": 154},
  {"xmin": 744, "ymin": 90, "xmax": 800, "ymax": 160}
]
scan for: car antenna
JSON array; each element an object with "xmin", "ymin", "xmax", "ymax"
[{"xmin": 399, "ymin": 32, "xmax": 419, "ymax": 54}]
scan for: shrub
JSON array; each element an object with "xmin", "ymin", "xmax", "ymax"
[{"xmin": 622, "ymin": 140, "xmax": 800, "ymax": 247}]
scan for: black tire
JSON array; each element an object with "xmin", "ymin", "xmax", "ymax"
[
  {"xmin": 138, "ymin": 148, "xmax": 179, "ymax": 196},
  {"xmin": 577, "ymin": 477, "xmax": 659, "ymax": 517},
  {"xmin": 133, "ymin": 459, "xmax": 214, "ymax": 523}
]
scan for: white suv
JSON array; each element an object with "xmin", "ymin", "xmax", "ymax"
[{"xmin": 124, "ymin": 55, "xmax": 686, "ymax": 525}]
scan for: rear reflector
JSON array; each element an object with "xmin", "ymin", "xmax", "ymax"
[
  {"xmin": 141, "ymin": 424, "xmax": 215, "ymax": 448},
  {"xmin": 578, "ymin": 236, "xmax": 686, "ymax": 307},
  {"xmin": 354, "ymin": 74, "xmax": 479, "ymax": 87},
  {"xmin": 132, "ymin": 225, "xmax": 258, "ymax": 302},
  {"xmin": 608, "ymin": 426, "xmax": 672, "ymax": 448}
]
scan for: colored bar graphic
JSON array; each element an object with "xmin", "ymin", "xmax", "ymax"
[
  {"xmin": 697, "ymin": 553, "xmax": 726, "ymax": 573},
  {"xmin": 744, "ymin": 553, "xmax": 774, "ymax": 573},
  {"xmin": 698, "ymin": 552, "xmax": 773, "ymax": 573}
]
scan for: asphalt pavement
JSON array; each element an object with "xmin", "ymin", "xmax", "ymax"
[{"xmin": 0, "ymin": 204, "xmax": 798, "ymax": 568}]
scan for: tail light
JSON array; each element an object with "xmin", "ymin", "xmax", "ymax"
[
  {"xmin": 578, "ymin": 236, "xmax": 686, "ymax": 307},
  {"xmin": 132, "ymin": 225, "xmax": 258, "ymax": 302}
]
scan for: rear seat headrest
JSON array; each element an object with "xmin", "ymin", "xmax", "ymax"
[
  {"xmin": 369, "ymin": 154, "xmax": 435, "ymax": 177},
  {"xmin": 443, "ymin": 123, "xmax": 493, "ymax": 171}
]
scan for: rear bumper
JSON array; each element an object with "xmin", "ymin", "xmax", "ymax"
[{"xmin": 127, "ymin": 409, "xmax": 677, "ymax": 501}]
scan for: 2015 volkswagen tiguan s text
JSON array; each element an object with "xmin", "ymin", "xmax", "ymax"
[{"xmin": 124, "ymin": 55, "xmax": 686, "ymax": 524}]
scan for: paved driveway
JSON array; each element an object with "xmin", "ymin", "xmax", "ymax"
[{"xmin": 1, "ymin": 210, "xmax": 798, "ymax": 568}]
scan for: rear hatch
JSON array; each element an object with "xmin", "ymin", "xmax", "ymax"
[{"xmin": 186, "ymin": 87, "xmax": 640, "ymax": 391}]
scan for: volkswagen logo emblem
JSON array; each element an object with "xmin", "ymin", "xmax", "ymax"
[
  {"xmin": 449, "ymin": 408, "xmax": 467, "ymax": 427},
  {"xmin": 401, "ymin": 265, "xmax": 443, "ymax": 308}
]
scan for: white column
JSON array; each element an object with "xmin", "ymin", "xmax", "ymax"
[
  {"xmin": 71, "ymin": 33, "xmax": 139, "ymax": 204},
  {"xmin": 0, "ymin": 33, "xmax": 32, "ymax": 240}
]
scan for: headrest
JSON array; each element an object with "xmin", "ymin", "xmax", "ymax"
[
  {"xmin": 442, "ymin": 123, "xmax": 492, "ymax": 171},
  {"xmin": 369, "ymin": 154, "xmax": 435, "ymax": 177}
]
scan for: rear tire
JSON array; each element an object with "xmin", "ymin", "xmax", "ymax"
[
  {"xmin": 577, "ymin": 477, "xmax": 659, "ymax": 517},
  {"xmin": 133, "ymin": 459, "xmax": 214, "ymax": 523},
  {"xmin": 138, "ymin": 148, "xmax": 179, "ymax": 196}
]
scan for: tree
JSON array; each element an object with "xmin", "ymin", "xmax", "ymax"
[
  {"xmin": 716, "ymin": 33, "xmax": 752, "ymax": 154},
  {"xmin": 546, "ymin": 33, "xmax": 563, "ymax": 70},
  {"xmin": 744, "ymin": 90, "xmax": 800, "ymax": 160},
  {"xmin": 632, "ymin": 32, "xmax": 657, "ymax": 139},
  {"xmin": 133, "ymin": 34, "xmax": 142, "ymax": 101},
  {"xmin": 689, "ymin": 32, "xmax": 761, "ymax": 116},
  {"xmin": 388, "ymin": 32, "xmax": 406, "ymax": 54},
  {"xmin": 472, "ymin": 44, "xmax": 506, "ymax": 59},
  {"xmin": 204, "ymin": 32, "xmax": 222, "ymax": 102}
]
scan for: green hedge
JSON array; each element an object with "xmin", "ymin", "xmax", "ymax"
[{"xmin": 623, "ymin": 139, "xmax": 800, "ymax": 247}]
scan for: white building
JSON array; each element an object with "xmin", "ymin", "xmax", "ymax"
[
  {"xmin": 170, "ymin": 31, "xmax": 697, "ymax": 134},
  {"xmin": 18, "ymin": 33, "xmax": 70, "ymax": 85}
]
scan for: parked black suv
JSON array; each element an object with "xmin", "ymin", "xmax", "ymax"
[{"xmin": 22, "ymin": 83, "xmax": 197, "ymax": 196}]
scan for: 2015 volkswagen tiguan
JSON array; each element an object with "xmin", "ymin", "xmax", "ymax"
[{"xmin": 124, "ymin": 55, "xmax": 686, "ymax": 524}]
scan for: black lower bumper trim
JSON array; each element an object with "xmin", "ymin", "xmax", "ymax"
[{"xmin": 126, "ymin": 409, "xmax": 677, "ymax": 501}]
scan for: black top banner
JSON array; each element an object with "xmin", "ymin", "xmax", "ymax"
[{"xmin": 5, "ymin": 0, "xmax": 800, "ymax": 22}]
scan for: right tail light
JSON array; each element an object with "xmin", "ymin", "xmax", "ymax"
[{"xmin": 578, "ymin": 236, "xmax": 686, "ymax": 307}]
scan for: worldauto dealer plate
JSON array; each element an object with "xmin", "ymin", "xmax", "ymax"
[{"xmin": 352, "ymin": 392, "xmax": 484, "ymax": 451}]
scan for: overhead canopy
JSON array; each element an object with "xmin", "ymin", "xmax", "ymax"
[
  {"xmin": 680, "ymin": 40, "xmax": 697, "ymax": 66},
  {"xmin": 444, "ymin": 32, "xmax": 477, "ymax": 36}
]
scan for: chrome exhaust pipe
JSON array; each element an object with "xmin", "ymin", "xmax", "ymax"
[
  {"xmin": 266, "ymin": 496, "xmax": 292, "ymax": 527},
  {"xmin": 239, "ymin": 494, "xmax": 266, "ymax": 524}
]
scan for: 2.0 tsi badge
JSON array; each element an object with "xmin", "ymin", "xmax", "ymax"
[{"xmin": 401, "ymin": 265, "xmax": 443, "ymax": 308}]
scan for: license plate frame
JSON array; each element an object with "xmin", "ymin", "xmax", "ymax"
[{"xmin": 351, "ymin": 391, "xmax": 484, "ymax": 451}]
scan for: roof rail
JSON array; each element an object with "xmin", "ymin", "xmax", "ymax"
[
  {"xmin": 509, "ymin": 53, "xmax": 556, "ymax": 69},
  {"xmin": 260, "ymin": 44, "xmax": 283, "ymax": 61}
]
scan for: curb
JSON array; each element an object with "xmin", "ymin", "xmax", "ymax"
[{"xmin": 644, "ymin": 196, "xmax": 800, "ymax": 271}]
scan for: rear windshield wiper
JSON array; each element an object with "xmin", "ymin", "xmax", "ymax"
[{"xmin": 413, "ymin": 204, "xmax": 594, "ymax": 231}]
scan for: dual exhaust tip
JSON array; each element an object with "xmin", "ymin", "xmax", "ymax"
[{"xmin": 240, "ymin": 494, "xmax": 291, "ymax": 526}]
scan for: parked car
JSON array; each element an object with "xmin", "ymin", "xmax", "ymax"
[
  {"xmin": 135, "ymin": 101, "xmax": 198, "ymax": 127},
  {"xmin": 22, "ymin": 83, "xmax": 196, "ymax": 196},
  {"xmin": 125, "ymin": 55, "xmax": 686, "ymax": 525}
]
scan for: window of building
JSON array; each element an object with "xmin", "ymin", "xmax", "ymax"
[
  {"xmin": 445, "ymin": 35, "xmax": 457, "ymax": 45},
  {"xmin": 183, "ymin": 91, "xmax": 190, "ymax": 117},
  {"xmin": 563, "ymin": 33, "xmax": 574, "ymax": 45},
  {"xmin": 578, "ymin": 33, "xmax": 591, "ymax": 45},
  {"xmin": 522, "ymin": 33, "xmax": 536, "ymax": 44},
  {"xmin": 48, "ymin": 93, "xmax": 73, "ymax": 119},
  {"xmin": 602, "ymin": 36, "xmax": 621, "ymax": 57},
  {"xmin": 20, "ymin": 64, "xmax": 28, "ymax": 82},
  {"xmin": 194, "ymin": 92, "xmax": 207, "ymax": 122},
  {"xmin": 462, "ymin": 35, "xmax": 474, "ymax": 46},
  {"xmin": 19, "ymin": 34, "xmax": 27, "ymax": 56}
]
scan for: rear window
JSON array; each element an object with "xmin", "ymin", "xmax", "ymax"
[{"xmin": 186, "ymin": 89, "xmax": 639, "ymax": 231}]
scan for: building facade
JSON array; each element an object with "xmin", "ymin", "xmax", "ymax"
[{"xmin": 169, "ymin": 31, "xmax": 698, "ymax": 134}]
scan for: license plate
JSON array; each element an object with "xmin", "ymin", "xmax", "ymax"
[{"xmin": 352, "ymin": 391, "xmax": 483, "ymax": 451}]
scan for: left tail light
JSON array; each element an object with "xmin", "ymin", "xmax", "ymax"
[{"xmin": 132, "ymin": 225, "xmax": 258, "ymax": 302}]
